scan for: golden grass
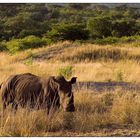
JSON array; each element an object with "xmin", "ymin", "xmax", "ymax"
[
  {"xmin": 0, "ymin": 60, "xmax": 140, "ymax": 83},
  {"xmin": 0, "ymin": 41, "xmax": 139, "ymax": 83},
  {"xmin": 0, "ymin": 90, "xmax": 140, "ymax": 136},
  {"xmin": 6, "ymin": 41, "xmax": 140, "ymax": 63},
  {"xmin": 0, "ymin": 41, "xmax": 140, "ymax": 136}
]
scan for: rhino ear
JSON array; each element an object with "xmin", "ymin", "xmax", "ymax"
[
  {"xmin": 50, "ymin": 76, "xmax": 60, "ymax": 90},
  {"xmin": 70, "ymin": 77, "xmax": 77, "ymax": 84}
]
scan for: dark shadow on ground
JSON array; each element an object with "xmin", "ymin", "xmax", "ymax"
[{"xmin": 73, "ymin": 82, "xmax": 140, "ymax": 92}]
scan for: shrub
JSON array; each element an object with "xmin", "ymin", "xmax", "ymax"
[
  {"xmin": 5, "ymin": 39, "xmax": 22, "ymax": 54},
  {"xmin": 5, "ymin": 35, "xmax": 47, "ymax": 53},
  {"xmin": 94, "ymin": 37, "xmax": 119, "ymax": 45},
  {"xmin": 24, "ymin": 56, "xmax": 33, "ymax": 66},
  {"xmin": 42, "ymin": 37, "xmax": 54, "ymax": 45},
  {"xmin": 93, "ymin": 36, "xmax": 140, "ymax": 45},
  {"xmin": 20, "ymin": 35, "xmax": 47, "ymax": 50},
  {"xmin": 19, "ymin": 29, "xmax": 44, "ymax": 38},
  {"xmin": 47, "ymin": 23, "xmax": 89, "ymax": 41},
  {"xmin": 120, "ymin": 36, "xmax": 140, "ymax": 43},
  {"xmin": 112, "ymin": 19, "xmax": 137, "ymax": 37},
  {"xmin": 87, "ymin": 17, "xmax": 112, "ymax": 38},
  {"xmin": 58, "ymin": 65, "xmax": 74, "ymax": 79},
  {"xmin": 0, "ymin": 42, "xmax": 8, "ymax": 51}
]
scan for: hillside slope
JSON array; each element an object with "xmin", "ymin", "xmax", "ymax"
[{"xmin": 0, "ymin": 41, "xmax": 140, "ymax": 83}]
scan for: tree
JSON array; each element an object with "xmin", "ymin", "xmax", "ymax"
[
  {"xmin": 47, "ymin": 23, "xmax": 89, "ymax": 41},
  {"xmin": 87, "ymin": 17, "xmax": 112, "ymax": 38},
  {"xmin": 68, "ymin": 4, "xmax": 91, "ymax": 10},
  {"xmin": 0, "ymin": 4, "xmax": 23, "ymax": 18},
  {"xmin": 112, "ymin": 19, "xmax": 138, "ymax": 37}
]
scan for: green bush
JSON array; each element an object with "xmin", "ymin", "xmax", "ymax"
[
  {"xmin": 112, "ymin": 19, "xmax": 137, "ymax": 37},
  {"xmin": 47, "ymin": 23, "xmax": 89, "ymax": 41},
  {"xmin": 0, "ymin": 42, "xmax": 8, "ymax": 51},
  {"xmin": 24, "ymin": 56, "xmax": 33, "ymax": 66},
  {"xmin": 19, "ymin": 29, "xmax": 44, "ymax": 38},
  {"xmin": 58, "ymin": 65, "xmax": 74, "ymax": 79},
  {"xmin": 42, "ymin": 37, "xmax": 54, "ymax": 45},
  {"xmin": 93, "ymin": 36, "xmax": 140, "ymax": 45},
  {"xmin": 5, "ymin": 35, "xmax": 47, "ymax": 53},
  {"xmin": 94, "ymin": 37, "xmax": 119, "ymax": 45},
  {"xmin": 20, "ymin": 35, "xmax": 46, "ymax": 50},
  {"xmin": 5, "ymin": 39, "xmax": 22, "ymax": 54},
  {"xmin": 87, "ymin": 17, "xmax": 112, "ymax": 38},
  {"xmin": 0, "ymin": 4, "xmax": 140, "ymax": 42},
  {"xmin": 120, "ymin": 36, "xmax": 140, "ymax": 43}
]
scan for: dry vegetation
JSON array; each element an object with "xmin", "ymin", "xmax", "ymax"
[
  {"xmin": 0, "ymin": 41, "xmax": 140, "ymax": 83},
  {"xmin": 0, "ymin": 41, "xmax": 140, "ymax": 136},
  {"xmin": 0, "ymin": 90, "xmax": 140, "ymax": 136}
]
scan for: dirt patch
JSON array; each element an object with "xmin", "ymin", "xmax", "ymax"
[
  {"xmin": 73, "ymin": 82, "xmax": 140, "ymax": 92},
  {"xmin": 32, "ymin": 47, "xmax": 64, "ymax": 61},
  {"xmin": 31, "ymin": 42, "xmax": 75, "ymax": 61}
]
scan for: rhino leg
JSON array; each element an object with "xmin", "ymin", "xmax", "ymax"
[
  {"xmin": 11, "ymin": 102, "xmax": 18, "ymax": 113},
  {"xmin": 1, "ymin": 102, "xmax": 7, "ymax": 116}
]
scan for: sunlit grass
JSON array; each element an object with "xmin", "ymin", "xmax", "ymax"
[
  {"xmin": 0, "ymin": 90, "xmax": 140, "ymax": 136},
  {"xmin": 0, "ymin": 41, "xmax": 140, "ymax": 136}
]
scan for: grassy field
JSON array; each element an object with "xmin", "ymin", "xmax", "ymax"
[
  {"xmin": 0, "ymin": 41, "xmax": 140, "ymax": 83},
  {"xmin": 0, "ymin": 90, "xmax": 140, "ymax": 136},
  {"xmin": 0, "ymin": 41, "xmax": 140, "ymax": 136}
]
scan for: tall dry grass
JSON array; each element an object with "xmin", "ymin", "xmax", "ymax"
[
  {"xmin": 0, "ymin": 89, "xmax": 140, "ymax": 136},
  {"xmin": 0, "ymin": 60, "xmax": 140, "ymax": 83},
  {"xmin": 0, "ymin": 41, "xmax": 140, "ymax": 136},
  {"xmin": 2, "ymin": 41, "xmax": 140, "ymax": 63},
  {"xmin": 0, "ymin": 41, "xmax": 140, "ymax": 83}
]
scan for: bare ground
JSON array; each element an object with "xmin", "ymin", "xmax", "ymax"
[{"xmin": 73, "ymin": 82, "xmax": 140, "ymax": 93}]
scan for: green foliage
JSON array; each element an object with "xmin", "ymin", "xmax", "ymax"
[
  {"xmin": 47, "ymin": 29, "xmax": 59, "ymax": 42},
  {"xmin": 19, "ymin": 29, "xmax": 45, "ymax": 38},
  {"xmin": 47, "ymin": 23, "xmax": 89, "ymax": 41},
  {"xmin": 112, "ymin": 19, "xmax": 137, "ymax": 37},
  {"xmin": 68, "ymin": 4, "xmax": 90, "ymax": 10},
  {"xmin": 0, "ymin": 4, "xmax": 140, "ymax": 51},
  {"xmin": 94, "ymin": 37, "xmax": 119, "ymax": 45},
  {"xmin": 51, "ymin": 8, "xmax": 60, "ymax": 18},
  {"xmin": 58, "ymin": 66, "xmax": 74, "ymax": 79},
  {"xmin": 0, "ymin": 42, "xmax": 8, "ymax": 51},
  {"xmin": 24, "ymin": 56, "xmax": 33, "ymax": 66},
  {"xmin": 87, "ymin": 17, "xmax": 112, "ymax": 38},
  {"xmin": 93, "ymin": 36, "xmax": 140, "ymax": 45},
  {"xmin": 42, "ymin": 37, "xmax": 54, "ymax": 45},
  {"xmin": 120, "ymin": 36, "xmax": 140, "ymax": 43},
  {"xmin": 5, "ymin": 39, "xmax": 22, "ymax": 54},
  {"xmin": 20, "ymin": 35, "xmax": 46, "ymax": 50},
  {"xmin": 5, "ymin": 35, "xmax": 47, "ymax": 53}
]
